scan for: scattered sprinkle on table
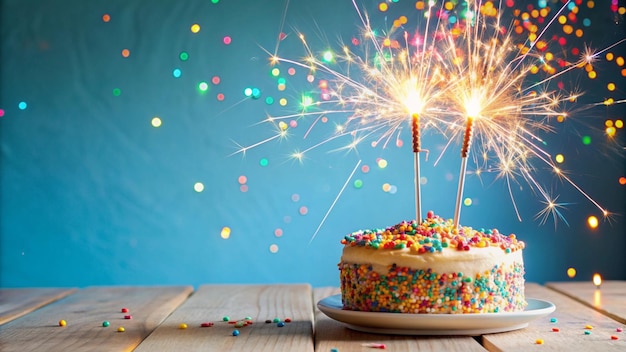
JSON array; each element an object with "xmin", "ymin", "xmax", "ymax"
[
  {"xmin": 362, "ymin": 343, "xmax": 386, "ymax": 349},
  {"xmin": 611, "ymin": 335, "xmax": 619, "ymax": 340},
  {"xmin": 550, "ymin": 317, "xmax": 557, "ymax": 323},
  {"xmin": 222, "ymin": 316, "xmax": 230, "ymax": 322},
  {"xmin": 585, "ymin": 325, "xmax": 593, "ymax": 330},
  {"xmin": 102, "ymin": 321, "xmax": 110, "ymax": 327},
  {"xmin": 535, "ymin": 339, "xmax": 544, "ymax": 345},
  {"xmin": 179, "ymin": 323, "xmax": 188, "ymax": 329},
  {"xmin": 330, "ymin": 349, "xmax": 339, "ymax": 352},
  {"xmin": 121, "ymin": 308, "xmax": 129, "ymax": 313},
  {"xmin": 124, "ymin": 315, "xmax": 132, "ymax": 319},
  {"xmin": 200, "ymin": 322, "xmax": 214, "ymax": 327},
  {"xmin": 277, "ymin": 322, "xmax": 285, "ymax": 327},
  {"xmin": 617, "ymin": 327, "xmax": 623, "ymax": 332},
  {"xmin": 58, "ymin": 319, "xmax": 67, "ymax": 327},
  {"xmin": 272, "ymin": 317, "xmax": 281, "ymax": 323},
  {"xmin": 232, "ymin": 329, "xmax": 240, "ymax": 336},
  {"xmin": 117, "ymin": 327, "xmax": 125, "ymax": 332},
  {"xmin": 265, "ymin": 319, "xmax": 272, "ymax": 323},
  {"xmin": 552, "ymin": 327, "xmax": 559, "ymax": 332},
  {"xmin": 284, "ymin": 317, "xmax": 292, "ymax": 323},
  {"xmin": 584, "ymin": 330, "xmax": 592, "ymax": 335}
]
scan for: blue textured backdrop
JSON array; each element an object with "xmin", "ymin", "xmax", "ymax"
[{"xmin": 1, "ymin": 0, "xmax": 625, "ymax": 288}]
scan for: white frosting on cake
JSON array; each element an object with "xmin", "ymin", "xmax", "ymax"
[{"xmin": 341, "ymin": 244, "xmax": 523, "ymax": 275}]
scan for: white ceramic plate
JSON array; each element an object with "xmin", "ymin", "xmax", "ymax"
[{"xmin": 317, "ymin": 295, "xmax": 555, "ymax": 335}]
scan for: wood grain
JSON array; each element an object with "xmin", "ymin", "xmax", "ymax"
[
  {"xmin": 481, "ymin": 283, "xmax": 626, "ymax": 352},
  {"xmin": 0, "ymin": 286, "xmax": 192, "ymax": 352},
  {"xmin": 313, "ymin": 287, "xmax": 487, "ymax": 352},
  {"xmin": 133, "ymin": 284, "xmax": 314, "ymax": 352},
  {"xmin": 0, "ymin": 288, "xmax": 77, "ymax": 325},
  {"xmin": 546, "ymin": 281, "xmax": 626, "ymax": 324}
]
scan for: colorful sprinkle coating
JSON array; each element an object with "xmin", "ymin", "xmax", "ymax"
[
  {"xmin": 58, "ymin": 319, "xmax": 67, "ymax": 327},
  {"xmin": 341, "ymin": 212, "xmax": 524, "ymax": 254},
  {"xmin": 339, "ymin": 213, "xmax": 525, "ymax": 314}
]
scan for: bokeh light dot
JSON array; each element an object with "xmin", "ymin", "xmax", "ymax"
[
  {"xmin": 259, "ymin": 158, "xmax": 269, "ymax": 167},
  {"xmin": 299, "ymin": 206, "xmax": 308, "ymax": 215},
  {"xmin": 587, "ymin": 215, "xmax": 599, "ymax": 229},
  {"xmin": 194, "ymin": 182, "xmax": 204, "ymax": 192},
  {"xmin": 289, "ymin": 120, "xmax": 297, "ymax": 128},
  {"xmin": 389, "ymin": 185, "xmax": 397, "ymax": 194},
  {"xmin": 274, "ymin": 228, "xmax": 283, "ymax": 237},
  {"xmin": 354, "ymin": 179, "xmax": 363, "ymax": 189},
  {"xmin": 0, "ymin": 109, "xmax": 5, "ymax": 117},
  {"xmin": 112, "ymin": 88, "xmax": 121, "ymax": 96},
  {"xmin": 239, "ymin": 185, "xmax": 248, "ymax": 193},
  {"xmin": 463, "ymin": 198, "xmax": 472, "ymax": 206},
  {"xmin": 379, "ymin": 2, "xmax": 388, "ymax": 12},
  {"xmin": 18, "ymin": 102, "xmax": 27, "ymax": 110},
  {"xmin": 420, "ymin": 176, "xmax": 427, "ymax": 185},
  {"xmin": 190, "ymin": 24, "xmax": 200, "ymax": 33},
  {"xmin": 121, "ymin": 49, "xmax": 130, "ymax": 57},
  {"xmin": 377, "ymin": 159, "xmax": 388, "ymax": 168},
  {"xmin": 172, "ymin": 68, "xmax": 182, "ymax": 78},
  {"xmin": 306, "ymin": 75, "xmax": 315, "ymax": 83},
  {"xmin": 244, "ymin": 87, "xmax": 252, "ymax": 97},
  {"xmin": 198, "ymin": 82, "xmax": 209, "ymax": 92},
  {"xmin": 220, "ymin": 227, "xmax": 231, "ymax": 239},
  {"xmin": 179, "ymin": 51, "xmax": 189, "ymax": 61},
  {"xmin": 265, "ymin": 97, "xmax": 274, "ymax": 105},
  {"xmin": 607, "ymin": 82, "xmax": 616, "ymax": 91},
  {"xmin": 619, "ymin": 176, "xmax": 626, "ymax": 185},
  {"xmin": 582, "ymin": 135, "xmax": 591, "ymax": 145},
  {"xmin": 382, "ymin": 183, "xmax": 391, "ymax": 192},
  {"xmin": 616, "ymin": 120, "xmax": 624, "ymax": 128},
  {"xmin": 288, "ymin": 67, "xmax": 296, "ymax": 75},
  {"xmin": 567, "ymin": 267, "xmax": 576, "ymax": 278},
  {"xmin": 151, "ymin": 117, "xmax": 162, "ymax": 127},
  {"xmin": 271, "ymin": 68, "xmax": 280, "ymax": 76},
  {"xmin": 223, "ymin": 36, "xmax": 232, "ymax": 45},
  {"xmin": 279, "ymin": 98, "xmax": 287, "ymax": 106},
  {"xmin": 216, "ymin": 93, "xmax": 225, "ymax": 101},
  {"xmin": 555, "ymin": 154, "xmax": 564, "ymax": 163},
  {"xmin": 238, "ymin": 175, "xmax": 247, "ymax": 185},
  {"xmin": 361, "ymin": 165, "xmax": 370, "ymax": 173},
  {"xmin": 269, "ymin": 244, "xmax": 279, "ymax": 253},
  {"xmin": 102, "ymin": 14, "xmax": 110, "ymax": 22}
]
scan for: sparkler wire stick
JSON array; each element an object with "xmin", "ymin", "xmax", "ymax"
[
  {"xmin": 411, "ymin": 113, "xmax": 422, "ymax": 223},
  {"xmin": 453, "ymin": 116, "xmax": 475, "ymax": 228}
]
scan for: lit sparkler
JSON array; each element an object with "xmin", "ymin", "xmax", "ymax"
[{"xmin": 237, "ymin": 0, "xmax": 624, "ymax": 226}]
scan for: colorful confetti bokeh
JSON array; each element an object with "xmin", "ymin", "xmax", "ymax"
[{"xmin": 0, "ymin": 0, "xmax": 624, "ymax": 287}]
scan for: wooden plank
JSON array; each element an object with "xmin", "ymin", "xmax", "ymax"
[
  {"xmin": 133, "ymin": 284, "xmax": 314, "ymax": 352},
  {"xmin": 481, "ymin": 283, "xmax": 626, "ymax": 352},
  {"xmin": 546, "ymin": 281, "xmax": 626, "ymax": 324},
  {"xmin": 0, "ymin": 288, "xmax": 77, "ymax": 325},
  {"xmin": 313, "ymin": 287, "xmax": 486, "ymax": 351},
  {"xmin": 0, "ymin": 286, "xmax": 192, "ymax": 352}
]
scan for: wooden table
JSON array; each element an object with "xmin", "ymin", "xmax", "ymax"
[{"xmin": 1, "ymin": 282, "xmax": 624, "ymax": 351}]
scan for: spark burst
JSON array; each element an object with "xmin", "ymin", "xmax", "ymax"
[{"xmin": 236, "ymin": 0, "xmax": 625, "ymax": 226}]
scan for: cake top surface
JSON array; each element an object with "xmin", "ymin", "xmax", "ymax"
[{"xmin": 341, "ymin": 211, "xmax": 525, "ymax": 254}]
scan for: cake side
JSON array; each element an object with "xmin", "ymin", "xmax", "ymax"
[{"xmin": 338, "ymin": 212, "xmax": 526, "ymax": 314}]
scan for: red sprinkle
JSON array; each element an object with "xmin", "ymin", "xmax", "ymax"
[
  {"xmin": 124, "ymin": 315, "xmax": 132, "ymax": 319},
  {"xmin": 611, "ymin": 335, "xmax": 619, "ymax": 340},
  {"xmin": 617, "ymin": 327, "xmax": 623, "ymax": 332},
  {"xmin": 121, "ymin": 308, "xmax": 129, "ymax": 313},
  {"xmin": 284, "ymin": 318, "xmax": 292, "ymax": 323},
  {"xmin": 552, "ymin": 327, "xmax": 560, "ymax": 332},
  {"xmin": 200, "ymin": 322, "xmax": 214, "ymax": 327}
]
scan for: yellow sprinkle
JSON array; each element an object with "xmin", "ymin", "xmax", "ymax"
[
  {"xmin": 536, "ymin": 338, "xmax": 544, "ymax": 344},
  {"xmin": 179, "ymin": 323, "xmax": 188, "ymax": 329},
  {"xmin": 58, "ymin": 319, "xmax": 67, "ymax": 327},
  {"xmin": 117, "ymin": 326, "xmax": 125, "ymax": 332},
  {"xmin": 585, "ymin": 325, "xmax": 593, "ymax": 329}
]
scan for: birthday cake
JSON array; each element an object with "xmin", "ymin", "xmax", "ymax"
[{"xmin": 339, "ymin": 211, "xmax": 526, "ymax": 314}]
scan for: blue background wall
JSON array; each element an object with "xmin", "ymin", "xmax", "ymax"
[{"xmin": 1, "ymin": 0, "xmax": 625, "ymax": 288}]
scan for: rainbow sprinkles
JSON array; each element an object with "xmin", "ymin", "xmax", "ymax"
[{"xmin": 339, "ymin": 211, "xmax": 526, "ymax": 314}]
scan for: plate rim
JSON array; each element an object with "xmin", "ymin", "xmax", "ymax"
[{"xmin": 317, "ymin": 294, "xmax": 556, "ymax": 335}]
